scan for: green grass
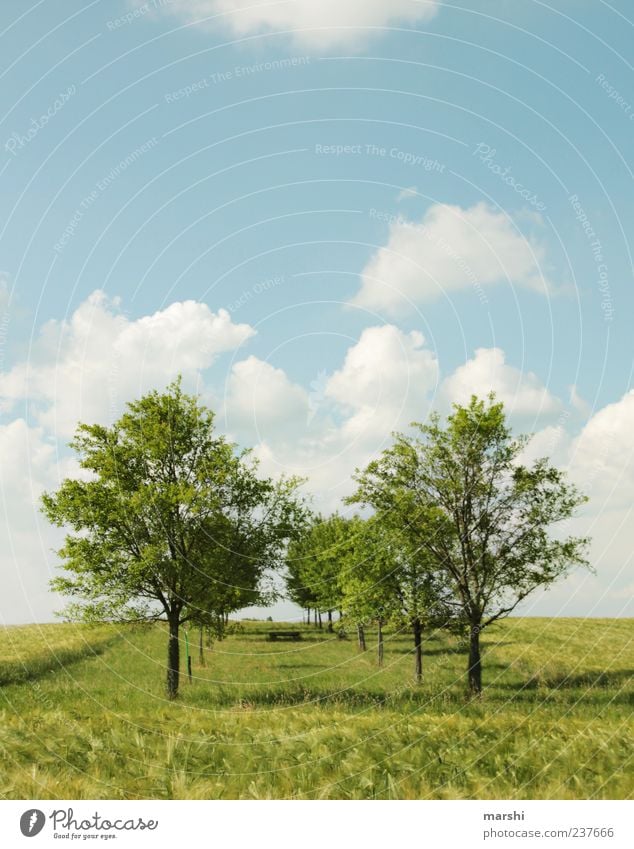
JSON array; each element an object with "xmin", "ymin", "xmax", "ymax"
[{"xmin": 0, "ymin": 618, "xmax": 632, "ymax": 799}]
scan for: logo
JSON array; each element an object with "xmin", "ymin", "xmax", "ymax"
[{"xmin": 20, "ymin": 810, "xmax": 46, "ymax": 837}]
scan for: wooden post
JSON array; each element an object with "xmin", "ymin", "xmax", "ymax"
[{"xmin": 185, "ymin": 630, "xmax": 193, "ymax": 684}]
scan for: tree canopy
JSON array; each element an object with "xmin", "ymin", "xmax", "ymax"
[
  {"xmin": 42, "ymin": 379, "xmax": 306, "ymax": 698},
  {"xmin": 348, "ymin": 394, "xmax": 590, "ymax": 693}
]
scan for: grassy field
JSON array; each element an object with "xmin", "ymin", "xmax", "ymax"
[{"xmin": 0, "ymin": 618, "xmax": 632, "ymax": 800}]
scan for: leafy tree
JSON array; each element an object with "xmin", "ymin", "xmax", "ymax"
[
  {"xmin": 349, "ymin": 395, "xmax": 589, "ymax": 694},
  {"xmin": 285, "ymin": 534, "xmax": 320, "ymax": 624},
  {"xmin": 340, "ymin": 517, "xmax": 453, "ymax": 678},
  {"xmin": 286, "ymin": 514, "xmax": 355, "ymax": 631},
  {"xmin": 42, "ymin": 379, "xmax": 306, "ymax": 699},
  {"xmin": 338, "ymin": 517, "xmax": 394, "ymax": 663}
]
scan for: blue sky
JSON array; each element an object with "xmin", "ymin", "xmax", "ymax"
[{"xmin": 0, "ymin": 0, "xmax": 632, "ymax": 623}]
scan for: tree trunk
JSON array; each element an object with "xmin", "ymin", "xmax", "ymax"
[
  {"xmin": 327, "ymin": 610, "xmax": 333, "ymax": 633},
  {"xmin": 198, "ymin": 626, "xmax": 205, "ymax": 667},
  {"xmin": 318, "ymin": 611, "xmax": 322, "ymax": 629},
  {"xmin": 357, "ymin": 623, "xmax": 367, "ymax": 652},
  {"xmin": 377, "ymin": 619, "xmax": 384, "ymax": 667},
  {"xmin": 166, "ymin": 615, "xmax": 180, "ymax": 699},
  {"xmin": 413, "ymin": 618, "xmax": 423, "ymax": 683},
  {"xmin": 468, "ymin": 626, "xmax": 482, "ymax": 695},
  {"xmin": 306, "ymin": 608, "xmax": 311, "ymax": 625}
]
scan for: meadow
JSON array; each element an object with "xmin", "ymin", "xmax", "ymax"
[{"xmin": 0, "ymin": 618, "xmax": 632, "ymax": 800}]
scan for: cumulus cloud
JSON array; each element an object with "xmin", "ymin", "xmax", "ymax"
[
  {"xmin": 569, "ymin": 390, "xmax": 634, "ymax": 510},
  {"xmin": 514, "ymin": 389, "xmax": 634, "ymax": 616},
  {"xmin": 325, "ymin": 324, "xmax": 438, "ymax": 440},
  {"xmin": 356, "ymin": 202, "xmax": 551, "ymax": 314},
  {"xmin": 224, "ymin": 325, "xmax": 438, "ymax": 510},
  {"xmin": 0, "ymin": 290, "xmax": 255, "ymax": 438},
  {"xmin": 441, "ymin": 347, "xmax": 561, "ymax": 418},
  {"xmin": 154, "ymin": 0, "xmax": 439, "ymax": 49},
  {"xmin": 0, "ymin": 419, "xmax": 64, "ymax": 623},
  {"xmin": 224, "ymin": 355, "xmax": 309, "ymax": 440}
]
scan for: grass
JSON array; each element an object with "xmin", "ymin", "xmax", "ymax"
[{"xmin": 0, "ymin": 618, "xmax": 632, "ymax": 799}]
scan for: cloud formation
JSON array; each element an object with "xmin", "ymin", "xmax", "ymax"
[
  {"xmin": 441, "ymin": 347, "xmax": 561, "ymax": 418},
  {"xmin": 356, "ymin": 202, "xmax": 551, "ymax": 314},
  {"xmin": 224, "ymin": 324, "xmax": 438, "ymax": 508},
  {"xmin": 0, "ymin": 288, "xmax": 630, "ymax": 620},
  {"xmin": 0, "ymin": 291, "xmax": 255, "ymax": 438},
  {"xmin": 153, "ymin": 0, "xmax": 439, "ymax": 49}
]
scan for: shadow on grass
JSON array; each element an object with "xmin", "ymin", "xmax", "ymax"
[
  {"xmin": 184, "ymin": 680, "xmax": 469, "ymax": 711},
  {"xmin": 0, "ymin": 635, "xmax": 120, "ymax": 686},
  {"xmin": 498, "ymin": 668, "xmax": 634, "ymax": 692},
  {"xmin": 390, "ymin": 641, "xmax": 514, "ymax": 657}
]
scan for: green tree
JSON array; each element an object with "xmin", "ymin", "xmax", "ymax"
[
  {"xmin": 286, "ymin": 514, "xmax": 358, "ymax": 631},
  {"xmin": 340, "ymin": 517, "xmax": 453, "ymax": 678},
  {"xmin": 285, "ymin": 531, "xmax": 320, "ymax": 625},
  {"xmin": 349, "ymin": 395, "xmax": 590, "ymax": 695},
  {"xmin": 42, "ymin": 379, "xmax": 305, "ymax": 699}
]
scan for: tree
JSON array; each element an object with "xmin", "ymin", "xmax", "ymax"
[
  {"xmin": 338, "ymin": 517, "xmax": 394, "ymax": 664},
  {"xmin": 42, "ymin": 379, "xmax": 306, "ymax": 699},
  {"xmin": 340, "ymin": 516, "xmax": 453, "ymax": 679},
  {"xmin": 286, "ymin": 514, "xmax": 354, "ymax": 632},
  {"xmin": 349, "ymin": 395, "xmax": 589, "ymax": 695},
  {"xmin": 285, "ymin": 535, "xmax": 320, "ymax": 626}
]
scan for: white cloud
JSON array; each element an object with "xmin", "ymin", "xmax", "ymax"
[
  {"xmin": 0, "ymin": 419, "xmax": 64, "ymax": 624},
  {"xmin": 225, "ymin": 325, "xmax": 438, "ymax": 510},
  {"xmin": 224, "ymin": 355, "xmax": 309, "ymax": 440},
  {"xmin": 356, "ymin": 202, "xmax": 551, "ymax": 314},
  {"xmin": 155, "ymin": 0, "xmax": 439, "ymax": 49},
  {"xmin": 516, "ymin": 390, "xmax": 634, "ymax": 616},
  {"xmin": 520, "ymin": 509, "xmax": 634, "ymax": 617},
  {"xmin": 569, "ymin": 390, "xmax": 634, "ymax": 510},
  {"xmin": 325, "ymin": 324, "xmax": 438, "ymax": 441},
  {"xmin": 441, "ymin": 347, "xmax": 561, "ymax": 418},
  {"xmin": 0, "ymin": 290, "xmax": 255, "ymax": 438}
]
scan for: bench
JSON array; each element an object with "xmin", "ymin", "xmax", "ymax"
[{"xmin": 268, "ymin": 631, "xmax": 302, "ymax": 641}]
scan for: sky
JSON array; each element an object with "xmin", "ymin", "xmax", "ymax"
[{"xmin": 0, "ymin": 0, "xmax": 632, "ymax": 624}]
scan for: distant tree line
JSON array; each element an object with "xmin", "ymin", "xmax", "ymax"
[{"xmin": 43, "ymin": 382, "xmax": 588, "ymax": 698}]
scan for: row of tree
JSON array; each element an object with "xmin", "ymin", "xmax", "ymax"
[
  {"xmin": 286, "ymin": 396, "xmax": 589, "ymax": 693},
  {"xmin": 43, "ymin": 380, "xmax": 589, "ymax": 698}
]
